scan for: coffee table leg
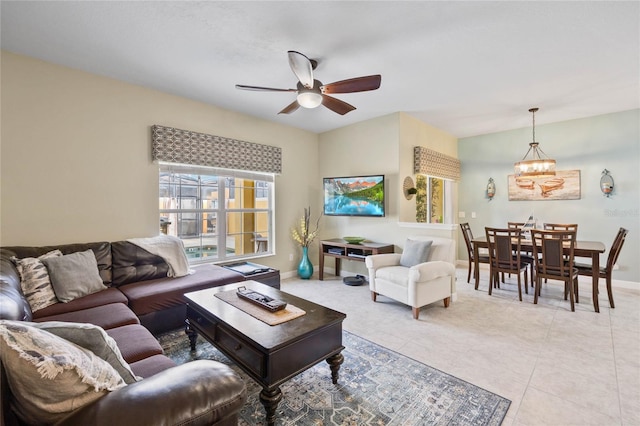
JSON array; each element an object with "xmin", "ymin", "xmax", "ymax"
[
  {"xmin": 326, "ymin": 352, "xmax": 344, "ymax": 384},
  {"xmin": 259, "ymin": 387, "xmax": 282, "ymax": 426},
  {"xmin": 184, "ymin": 319, "xmax": 198, "ymax": 351}
]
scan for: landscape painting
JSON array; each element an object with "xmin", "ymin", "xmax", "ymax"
[
  {"xmin": 323, "ymin": 175, "xmax": 385, "ymax": 217},
  {"xmin": 508, "ymin": 170, "xmax": 581, "ymax": 201}
]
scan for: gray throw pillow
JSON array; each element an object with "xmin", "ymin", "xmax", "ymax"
[
  {"xmin": 0, "ymin": 320, "xmax": 125, "ymax": 425},
  {"xmin": 400, "ymin": 239, "xmax": 433, "ymax": 267},
  {"xmin": 42, "ymin": 249, "xmax": 106, "ymax": 303},
  {"xmin": 31, "ymin": 321, "xmax": 140, "ymax": 384}
]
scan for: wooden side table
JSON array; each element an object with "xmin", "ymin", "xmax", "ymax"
[{"xmin": 319, "ymin": 238, "xmax": 394, "ymax": 280}]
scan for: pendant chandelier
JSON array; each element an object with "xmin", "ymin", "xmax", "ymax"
[{"xmin": 514, "ymin": 107, "xmax": 556, "ymax": 176}]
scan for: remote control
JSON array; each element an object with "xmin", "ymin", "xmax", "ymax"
[{"xmin": 236, "ymin": 286, "xmax": 287, "ymax": 312}]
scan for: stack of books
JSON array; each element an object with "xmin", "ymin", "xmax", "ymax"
[
  {"xmin": 347, "ymin": 252, "xmax": 367, "ymax": 259},
  {"xmin": 327, "ymin": 248, "xmax": 344, "ymax": 255}
]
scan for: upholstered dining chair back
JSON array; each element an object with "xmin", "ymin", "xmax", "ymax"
[
  {"xmin": 485, "ymin": 227, "xmax": 529, "ymax": 300},
  {"xmin": 531, "ymin": 229, "xmax": 579, "ymax": 311}
]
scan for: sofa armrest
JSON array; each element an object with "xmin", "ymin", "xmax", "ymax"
[
  {"xmin": 410, "ymin": 260, "xmax": 456, "ymax": 283},
  {"xmin": 58, "ymin": 360, "xmax": 247, "ymax": 426},
  {"xmin": 365, "ymin": 253, "xmax": 401, "ymax": 270}
]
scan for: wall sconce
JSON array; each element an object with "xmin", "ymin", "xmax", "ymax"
[
  {"xmin": 403, "ymin": 176, "xmax": 417, "ymax": 200},
  {"xmin": 486, "ymin": 177, "xmax": 496, "ymax": 200},
  {"xmin": 600, "ymin": 169, "xmax": 614, "ymax": 197}
]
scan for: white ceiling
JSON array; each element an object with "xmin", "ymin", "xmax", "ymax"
[{"xmin": 1, "ymin": 1, "xmax": 638, "ymax": 138}]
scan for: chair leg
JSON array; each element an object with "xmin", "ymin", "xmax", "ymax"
[
  {"xmin": 534, "ymin": 276, "xmax": 540, "ymax": 304},
  {"xmin": 606, "ymin": 275, "xmax": 615, "ymax": 308},
  {"xmin": 371, "ymin": 291, "xmax": 377, "ymax": 302},
  {"xmin": 516, "ymin": 273, "xmax": 522, "ymax": 302},
  {"xmin": 488, "ymin": 270, "xmax": 493, "ymax": 295},
  {"xmin": 575, "ymin": 279, "xmax": 579, "ymax": 303},
  {"xmin": 568, "ymin": 279, "xmax": 575, "ymax": 312},
  {"xmin": 443, "ymin": 297, "xmax": 450, "ymax": 308},
  {"xmin": 467, "ymin": 261, "xmax": 472, "ymax": 283},
  {"xmin": 412, "ymin": 307, "xmax": 420, "ymax": 319}
]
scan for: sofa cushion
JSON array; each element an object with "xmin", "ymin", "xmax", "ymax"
[
  {"xmin": 32, "ymin": 287, "xmax": 128, "ymax": 319},
  {"xmin": 118, "ymin": 264, "xmax": 244, "ymax": 317},
  {"xmin": 42, "ymin": 250, "xmax": 107, "ymax": 303},
  {"xmin": 30, "ymin": 321, "xmax": 139, "ymax": 385},
  {"xmin": 0, "ymin": 320, "xmax": 126, "ymax": 425},
  {"xmin": 105, "ymin": 324, "xmax": 164, "ymax": 364},
  {"xmin": 35, "ymin": 302, "xmax": 139, "ymax": 331},
  {"xmin": 400, "ymin": 239, "xmax": 433, "ymax": 267},
  {"xmin": 111, "ymin": 241, "xmax": 170, "ymax": 287},
  {"xmin": 12, "ymin": 250, "xmax": 62, "ymax": 312},
  {"xmin": 5, "ymin": 242, "xmax": 113, "ymax": 286},
  {"xmin": 128, "ymin": 354, "xmax": 177, "ymax": 378},
  {"xmin": 376, "ymin": 265, "xmax": 411, "ymax": 287}
]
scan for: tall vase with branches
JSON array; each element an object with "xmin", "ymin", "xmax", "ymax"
[{"xmin": 291, "ymin": 206, "xmax": 321, "ymax": 279}]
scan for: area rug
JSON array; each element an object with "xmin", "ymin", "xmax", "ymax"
[{"xmin": 158, "ymin": 329, "xmax": 510, "ymax": 426}]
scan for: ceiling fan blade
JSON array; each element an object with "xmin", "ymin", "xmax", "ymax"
[
  {"xmin": 236, "ymin": 84, "xmax": 296, "ymax": 92},
  {"xmin": 321, "ymin": 75, "xmax": 382, "ymax": 94},
  {"xmin": 278, "ymin": 100, "xmax": 300, "ymax": 115},
  {"xmin": 288, "ymin": 51, "xmax": 314, "ymax": 89},
  {"xmin": 322, "ymin": 95, "xmax": 356, "ymax": 115}
]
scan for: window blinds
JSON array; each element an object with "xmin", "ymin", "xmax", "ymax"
[
  {"xmin": 151, "ymin": 125, "xmax": 282, "ymax": 175},
  {"xmin": 413, "ymin": 146, "xmax": 461, "ymax": 181}
]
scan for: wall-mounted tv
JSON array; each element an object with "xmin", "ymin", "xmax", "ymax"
[{"xmin": 323, "ymin": 175, "xmax": 385, "ymax": 217}]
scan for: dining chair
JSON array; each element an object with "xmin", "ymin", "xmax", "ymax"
[
  {"xmin": 507, "ymin": 222, "xmax": 535, "ymax": 284},
  {"xmin": 485, "ymin": 227, "xmax": 529, "ymax": 301},
  {"xmin": 541, "ymin": 224, "xmax": 578, "ymax": 282},
  {"xmin": 531, "ymin": 229, "xmax": 579, "ymax": 311},
  {"xmin": 460, "ymin": 223, "xmax": 490, "ymax": 284},
  {"xmin": 543, "ymin": 223, "xmax": 578, "ymax": 232},
  {"xmin": 575, "ymin": 227, "xmax": 628, "ymax": 309}
]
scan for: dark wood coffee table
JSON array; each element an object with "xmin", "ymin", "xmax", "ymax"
[{"xmin": 184, "ymin": 281, "xmax": 346, "ymax": 426}]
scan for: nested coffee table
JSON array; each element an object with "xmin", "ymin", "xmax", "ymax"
[{"xmin": 184, "ymin": 281, "xmax": 346, "ymax": 426}]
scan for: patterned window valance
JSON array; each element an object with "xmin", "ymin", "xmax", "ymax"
[
  {"xmin": 413, "ymin": 146, "xmax": 460, "ymax": 181},
  {"xmin": 151, "ymin": 125, "xmax": 282, "ymax": 174}
]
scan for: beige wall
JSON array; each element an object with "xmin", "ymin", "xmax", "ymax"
[
  {"xmin": 398, "ymin": 113, "xmax": 458, "ymax": 223},
  {"xmin": 0, "ymin": 51, "xmax": 318, "ymax": 273},
  {"xmin": 317, "ymin": 112, "xmax": 459, "ymax": 277},
  {"xmin": 1, "ymin": 51, "xmax": 461, "ymax": 278}
]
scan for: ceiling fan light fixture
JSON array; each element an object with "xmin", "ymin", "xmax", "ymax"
[{"xmin": 297, "ymin": 91, "xmax": 322, "ymax": 108}]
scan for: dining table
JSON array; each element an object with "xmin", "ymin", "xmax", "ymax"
[{"xmin": 471, "ymin": 235, "xmax": 606, "ymax": 312}]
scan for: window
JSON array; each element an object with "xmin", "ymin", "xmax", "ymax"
[
  {"xmin": 159, "ymin": 165, "xmax": 274, "ymax": 263},
  {"xmin": 415, "ymin": 175, "xmax": 453, "ymax": 224}
]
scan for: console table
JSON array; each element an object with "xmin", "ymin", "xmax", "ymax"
[{"xmin": 319, "ymin": 238, "xmax": 394, "ymax": 280}]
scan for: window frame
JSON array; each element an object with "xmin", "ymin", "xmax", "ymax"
[
  {"xmin": 159, "ymin": 164, "xmax": 275, "ymax": 264},
  {"xmin": 415, "ymin": 174, "xmax": 454, "ymax": 225}
]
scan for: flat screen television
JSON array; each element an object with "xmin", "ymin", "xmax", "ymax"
[{"xmin": 323, "ymin": 175, "xmax": 385, "ymax": 217}]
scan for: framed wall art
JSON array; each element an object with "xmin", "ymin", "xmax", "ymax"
[{"xmin": 508, "ymin": 170, "xmax": 581, "ymax": 201}]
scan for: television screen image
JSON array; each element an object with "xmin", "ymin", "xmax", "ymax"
[{"xmin": 323, "ymin": 175, "xmax": 385, "ymax": 217}]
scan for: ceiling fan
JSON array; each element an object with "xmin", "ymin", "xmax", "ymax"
[{"xmin": 235, "ymin": 51, "xmax": 381, "ymax": 115}]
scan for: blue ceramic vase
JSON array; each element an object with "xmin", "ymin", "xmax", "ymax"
[{"xmin": 297, "ymin": 247, "xmax": 313, "ymax": 279}]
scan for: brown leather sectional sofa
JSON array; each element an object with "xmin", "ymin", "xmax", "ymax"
[{"xmin": 0, "ymin": 240, "xmax": 261, "ymax": 425}]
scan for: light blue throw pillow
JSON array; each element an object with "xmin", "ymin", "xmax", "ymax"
[{"xmin": 400, "ymin": 239, "xmax": 433, "ymax": 267}]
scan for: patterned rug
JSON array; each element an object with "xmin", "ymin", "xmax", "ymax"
[{"xmin": 158, "ymin": 329, "xmax": 510, "ymax": 426}]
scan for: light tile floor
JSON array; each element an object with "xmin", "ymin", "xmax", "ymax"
[{"xmin": 281, "ymin": 266, "xmax": 640, "ymax": 425}]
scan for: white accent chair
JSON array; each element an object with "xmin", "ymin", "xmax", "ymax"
[{"xmin": 365, "ymin": 236, "xmax": 456, "ymax": 319}]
